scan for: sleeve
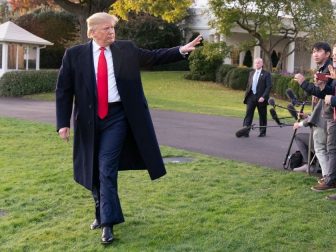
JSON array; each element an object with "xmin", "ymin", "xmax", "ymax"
[
  {"xmin": 55, "ymin": 49, "xmax": 74, "ymax": 131},
  {"xmin": 300, "ymin": 80, "xmax": 333, "ymax": 98},
  {"xmin": 136, "ymin": 43, "xmax": 185, "ymax": 68},
  {"xmin": 262, "ymin": 72, "xmax": 272, "ymax": 98}
]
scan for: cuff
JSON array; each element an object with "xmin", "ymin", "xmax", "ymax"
[{"xmin": 179, "ymin": 46, "xmax": 188, "ymax": 57}]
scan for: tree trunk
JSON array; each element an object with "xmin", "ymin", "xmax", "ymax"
[
  {"xmin": 262, "ymin": 51, "xmax": 272, "ymax": 72},
  {"xmin": 53, "ymin": 0, "xmax": 117, "ymax": 43}
]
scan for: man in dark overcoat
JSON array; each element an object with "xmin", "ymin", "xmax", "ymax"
[
  {"xmin": 56, "ymin": 12, "xmax": 202, "ymax": 244},
  {"xmin": 242, "ymin": 58, "xmax": 272, "ymax": 137}
]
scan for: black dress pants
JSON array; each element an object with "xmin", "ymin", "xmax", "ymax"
[{"xmin": 243, "ymin": 93, "xmax": 267, "ymax": 134}]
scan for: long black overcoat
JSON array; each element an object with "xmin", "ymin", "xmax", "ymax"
[{"xmin": 56, "ymin": 40, "xmax": 184, "ymax": 190}]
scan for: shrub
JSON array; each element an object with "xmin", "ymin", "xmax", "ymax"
[
  {"xmin": 225, "ymin": 67, "xmax": 252, "ymax": 90},
  {"xmin": 271, "ymin": 73, "xmax": 308, "ymax": 100},
  {"xmin": 215, "ymin": 64, "xmax": 236, "ymax": 83},
  {"xmin": 187, "ymin": 42, "xmax": 229, "ymax": 82},
  {"xmin": 0, "ymin": 70, "xmax": 58, "ymax": 97}
]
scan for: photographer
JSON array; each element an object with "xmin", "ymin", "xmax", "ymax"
[
  {"xmin": 294, "ymin": 42, "xmax": 336, "ymax": 192},
  {"xmin": 292, "ymin": 105, "xmax": 326, "ymax": 174}
]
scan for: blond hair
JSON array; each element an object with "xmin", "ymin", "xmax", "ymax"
[{"xmin": 86, "ymin": 12, "xmax": 118, "ymax": 39}]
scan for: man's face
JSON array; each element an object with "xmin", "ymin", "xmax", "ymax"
[
  {"xmin": 91, "ymin": 22, "xmax": 115, "ymax": 47},
  {"xmin": 312, "ymin": 48, "xmax": 330, "ymax": 65},
  {"xmin": 254, "ymin": 59, "xmax": 263, "ymax": 70}
]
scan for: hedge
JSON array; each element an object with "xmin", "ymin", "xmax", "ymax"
[
  {"xmin": 215, "ymin": 64, "xmax": 236, "ymax": 84},
  {"xmin": 0, "ymin": 70, "xmax": 58, "ymax": 97},
  {"xmin": 213, "ymin": 64, "xmax": 310, "ymax": 100},
  {"xmin": 271, "ymin": 73, "xmax": 308, "ymax": 100},
  {"xmin": 226, "ymin": 67, "xmax": 251, "ymax": 90}
]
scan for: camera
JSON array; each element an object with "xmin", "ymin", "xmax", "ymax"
[{"xmin": 316, "ymin": 73, "xmax": 329, "ymax": 81}]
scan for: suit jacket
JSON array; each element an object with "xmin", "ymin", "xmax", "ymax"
[
  {"xmin": 243, "ymin": 69, "xmax": 272, "ymax": 105},
  {"xmin": 56, "ymin": 40, "xmax": 184, "ymax": 190}
]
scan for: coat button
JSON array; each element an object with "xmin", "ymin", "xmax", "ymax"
[{"xmin": 88, "ymin": 104, "xmax": 92, "ymax": 109}]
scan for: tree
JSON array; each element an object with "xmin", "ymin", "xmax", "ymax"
[
  {"xmin": 116, "ymin": 12, "xmax": 182, "ymax": 50},
  {"xmin": 111, "ymin": 0, "xmax": 191, "ymax": 23},
  {"xmin": 15, "ymin": 10, "xmax": 79, "ymax": 68},
  {"xmin": 52, "ymin": 0, "xmax": 117, "ymax": 43},
  {"xmin": 7, "ymin": 0, "xmax": 115, "ymax": 42},
  {"xmin": 7, "ymin": 0, "xmax": 53, "ymax": 14},
  {"xmin": 208, "ymin": 0, "xmax": 335, "ymax": 71}
]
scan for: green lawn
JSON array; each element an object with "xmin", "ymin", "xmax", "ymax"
[
  {"xmin": 25, "ymin": 71, "xmax": 302, "ymax": 119},
  {"xmin": 1, "ymin": 118, "xmax": 336, "ymax": 251}
]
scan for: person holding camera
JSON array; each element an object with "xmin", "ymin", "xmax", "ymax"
[
  {"xmin": 242, "ymin": 58, "xmax": 272, "ymax": 137},
  {"xmin": 292, "ymin": 105, "xmax": 326, "ymax": 174},
  {"xmin": 294, "ymin": 42, "xmax": 336, "ymax": 192}
]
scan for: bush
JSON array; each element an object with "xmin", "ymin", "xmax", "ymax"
[
  {"xmin": 0, "ymin": 70, "xmax": 58, "ymax": 97},
  {"xmin": 271, "ymin": 73, "xmax": 307, "ymax": 100},
  {"xmin": 225, "ymin": 67, "xmax": 252, "ymax": 90},
  {"xmin": 187, "ymin": 42, "xmax": 229, "ymax": 82},
  {"xmin": 215, "ymin": 64, "xmax": 236, "ymax": 83}
]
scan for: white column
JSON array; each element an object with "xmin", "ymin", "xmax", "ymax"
[
  {"xmin": 220, "ymin": 34, "xmax": 231, "ymax": 64},
  {"xmin": 26, "ymin": 46, "xmax": 29, "ymax": 70},
  {"xmin": 239, "ymin": 51, "xmax": 246, "ymax": 66},
  {"xmin": 286, "ymin": 41, "xmax": 295, "ymax": 73},
  {"xmin": 2, "ymin": 43, "xmax": 8, "ymax": 71},
  {"xmin": 253, "ymin": 46, "xmax": 261, "ymax": 60},
  {"xmin": 36, "ymin": 47, "xmax": 40, "ymax": 70},
  {"xmin": 16, "ymin": 45, "xmax": 19, "ymax": 70}
]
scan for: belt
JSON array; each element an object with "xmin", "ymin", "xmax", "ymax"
[{"xmin": 108, "ymin": 102, "xmax": 122, "ymax": 108}]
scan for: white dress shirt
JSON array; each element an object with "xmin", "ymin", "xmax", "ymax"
[
  {"xmin": 92, "ymin": 40, "xmax": 121, "ymax": 103},
  {"xmin": 252, "ymin": 70, "xmax": 261, "ymax": 94}
]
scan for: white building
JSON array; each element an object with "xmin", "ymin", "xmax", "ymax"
[
  {"xmin": 0, "ymin": 21, "xmax": 53, "ymax": 77},
  {"xmin": 183, "ymin": 0, "xmax": 314, "ymax": 73}
]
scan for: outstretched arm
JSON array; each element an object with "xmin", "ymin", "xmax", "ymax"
[{"xmin": 179, "ymin": 35, "xmax": 203, "ymax": 54}]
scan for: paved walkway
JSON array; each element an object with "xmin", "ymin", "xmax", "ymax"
[{"xmin": 0, "ymin": 97, "xmax": 308, "ymax": 169}]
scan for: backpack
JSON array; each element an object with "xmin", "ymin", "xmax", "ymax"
[{"xmin": 288, "ymin": 150, "xmax": 303, "ymax": 170}]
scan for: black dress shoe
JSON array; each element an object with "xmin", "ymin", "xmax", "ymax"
[
  {"xmin": 90, "ymin": 219, "xmax": 101, "ymax": 230},
  {"xmin": 101, "ymin": 226, "xmax": 114, "ymax": 244},
  {"xmin": 258, "ymin": 133, "xmax": 266, "ymax": 137}
]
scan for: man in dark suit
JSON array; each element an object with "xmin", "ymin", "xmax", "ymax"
[
  {"xmin": 56, "ymin": 12, "xmax": 202, "ymax": 244},
  {"xmin": 242, "ymin": 58, "xmax": 272, "ymax": 137}
]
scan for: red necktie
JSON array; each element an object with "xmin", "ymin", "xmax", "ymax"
[{"xmin": 97, "ymin": 47, "xmax": 108, "ymax": 119}]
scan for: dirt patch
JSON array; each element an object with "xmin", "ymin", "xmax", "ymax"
[
  {"xmin": 0, "ymin": 209, "xmax": 7, "ymax": 217},
  {"xmin": 163, "ymin": 157, "xmax": 195, "ymax": 164}
]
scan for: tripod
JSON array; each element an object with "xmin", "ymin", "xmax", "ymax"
[{"xmin": 283, "ymin": 101, "xmax": 307, "ymax": 169}]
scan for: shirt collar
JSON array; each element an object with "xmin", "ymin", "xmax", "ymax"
[{"xmin": 92, "ymin": 40, "xmax": 110, "ymax": 53}]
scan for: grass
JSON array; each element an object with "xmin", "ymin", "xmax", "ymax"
[
  {"xmin": 24, "ymin": 71, "xmax": 303, "ymax": 120},
  {"xmin": 1, "ymin": 117, "xmax": 336, "ymax": 251}
]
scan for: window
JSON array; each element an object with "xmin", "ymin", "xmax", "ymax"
[{"xmin": 231, "ymin": 48, "xmax": 240, "ymax": 65}]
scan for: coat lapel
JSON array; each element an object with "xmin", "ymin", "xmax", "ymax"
[
  {"xmin": 110, "ymin": 42, "xmax": 122, "ymax": 79},
  {"xmin": 79, "ymin": 41, "xmax": 96, "ymax": 99}
]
